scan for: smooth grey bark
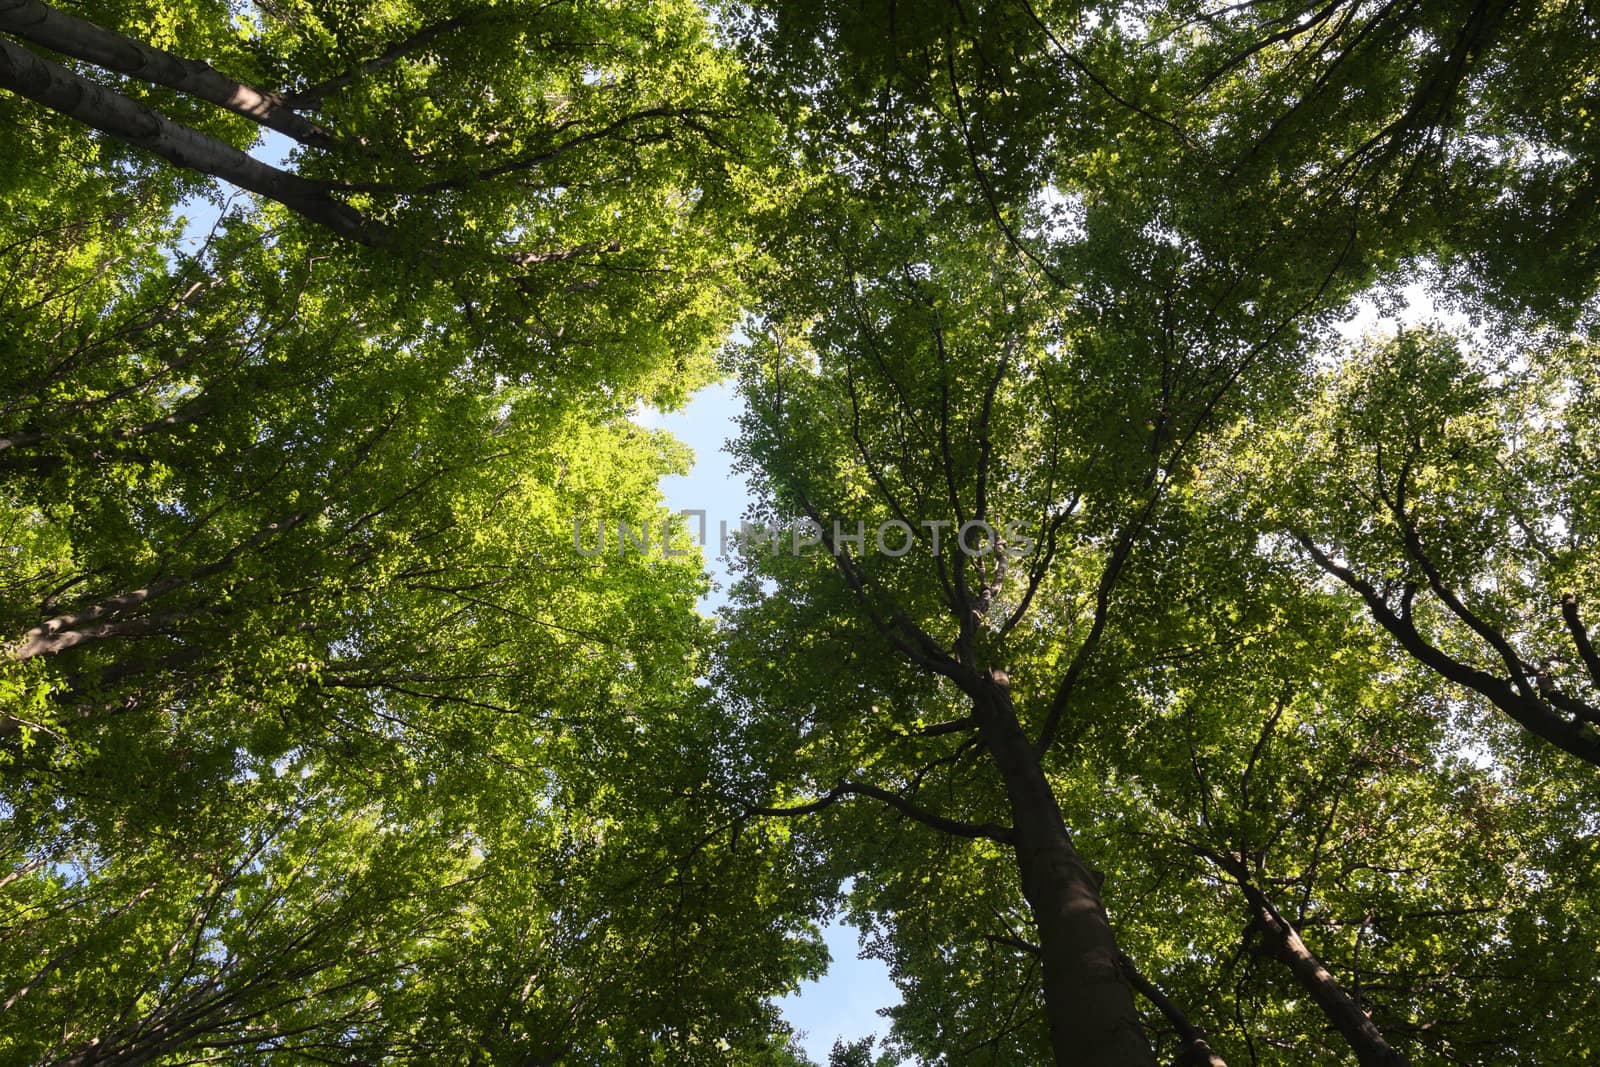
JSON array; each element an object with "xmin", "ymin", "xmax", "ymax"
[
  {"xmin": 0, "ymin": 37, "xmax": 371, "ymax": 241},
  {"xmin": 0, "ymin": 0, "xmax": 333, "ymax": 144}
]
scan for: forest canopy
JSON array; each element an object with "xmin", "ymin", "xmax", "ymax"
[{"xmin": 0, "ymin": 0, "xmax": 1596, "ymax": 1064}]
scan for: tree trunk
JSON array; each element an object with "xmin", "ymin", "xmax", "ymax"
[
  {"xmin": 1251, "ymin": 891, "xmax": 1408, "ymax": 1067},
  {"xmin": 972, "ymin": 676, "xmax": 1158, "ymax": 1067},
  {"xmin": 0, "ymin": 0, "xmax": 333, "ymax": 144},
  {"xmin": 0, "ymin": 37, "xmax": 371, "ymax": 241},
  {"xmin": 1216, "ymin": 854, "xmax": 1410, "ymax": 1067}
]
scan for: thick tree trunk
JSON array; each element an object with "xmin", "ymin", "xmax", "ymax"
[
  {"xmin": 0, "ymin": 0, "xmax": 333, "ymax": 144},
  {"xmin": 0, "ymin": 37, "xmax": 371, "ymax": 241},
  {"xmin": 972, "ymin": 676, "xmax": 1157, "ymax": 1067}
]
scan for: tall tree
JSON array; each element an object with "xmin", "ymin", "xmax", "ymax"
[
  {"xmin": 718, "ymin": 0, "xmax": 1600, "ymax": 1063},
  {"xmin": 718, "ymin": 196, "xmax": 1303, "ymax": 1064},
  {"xmin": 0, "ymin": 226, "xmax": 830, "ymax": 1059}
]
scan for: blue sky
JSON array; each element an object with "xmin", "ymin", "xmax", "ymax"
[{"xmin": 640, "ymin": 383, "xmax": 902, "ymax": 1063}]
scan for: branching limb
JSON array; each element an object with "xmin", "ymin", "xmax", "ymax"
[
  {"xmin": 747, "ymin": 781, "xmax": 1016, "ymax": 844},
  {"xmin": 1035, "ymin": 511, "xmax": 1148, "ymax": 754},
  {"xmin": 1117, "ymin": 950, "xmax": 1230, "ymax": 1067},
  {"xmin": 1293, "ymin": 528, "xmax": 1600, "ymax": 766},
  {"xmin": 1562, "ymin": 593, "xmax": 1600, "ymax": 690},
  {"xmin": 0, "ymin": 0, "xmax": 336, "ymax": 145},
  {"xmin": 919, "ymin": 715, "xmax": 978, "ymax": 737},
  {"xmin": 278, "ymin": 12, "xmax": 481, "ymax": 109}
]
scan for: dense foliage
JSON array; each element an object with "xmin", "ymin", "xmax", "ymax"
[{"xmin": 1, "ymin": 0, "xmax": 1596, "ymax": 1064}]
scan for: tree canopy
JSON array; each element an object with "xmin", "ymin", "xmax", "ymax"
[{"xmin": 1, "ymin": 0, "xmax": 1597, "ymax": 1064}]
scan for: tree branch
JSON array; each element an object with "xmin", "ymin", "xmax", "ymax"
[
  {"xmin": 277, "ymin": 12, "xmax": 480, "ymax": 109},
  {"xmin": 0, "ymin": 37, "xmax": 369, "ymax": 239},
  {"xmin": 0, "ymin": 0, "xmax": 335, "ymax": 145},
  {"xmin": 1562, "ymin": 593, "xmax": 1600, "ymax": 690},
  {"xmin": 1293, "ymin": 528, "xmax": 1600, "ymax": 766},
  {"xmin": 1116, "ymin": 950, "xmax": 1229, "ymax": 1067},
  {"xmin": 919, "ymin": 715, "xmax": 978, "ymax": 737},
  {"xmin": 747, "ymin": 781, "xmax": 1015, "ymax": 844}
]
